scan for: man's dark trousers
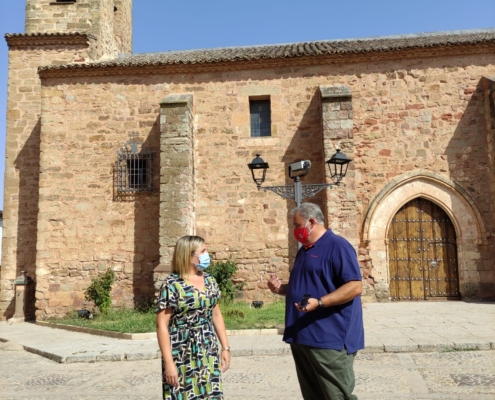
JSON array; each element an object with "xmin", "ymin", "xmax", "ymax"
[{"xmin": 290, "ymin": 343, "xmax": 358, "ymax": 400}]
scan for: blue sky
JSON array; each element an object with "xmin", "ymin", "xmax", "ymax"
[{"xmin": 0, "ymin": 0, "xmax": 494, "ymax": 208}]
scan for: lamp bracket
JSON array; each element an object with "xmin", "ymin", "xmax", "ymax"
[
  {"xmin": 260, "ymin": 183, "xmax": 338, "ymax": 201},
  {"xmin": 261, "ymin": 185, "xmax": 295, "ymax": 200},
  {"xmin": 301, "ymin": 183, "xmax": 338, "ymax": 198}
]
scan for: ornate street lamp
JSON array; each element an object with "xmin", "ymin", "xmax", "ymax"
[
  {"xmin": 247, "ymin": 149, "xmax": 351, "ymax": 205},
  {"xmin": 326, "ymin": 149, "xmax": 351, "ymax": 183},
  {"xmin": 247, "ymin": 154, "xmax": 269, "ymax": 189},
  {"xmin": 247, "ymin": 149, "xmax": 351, "ymax": 249}
]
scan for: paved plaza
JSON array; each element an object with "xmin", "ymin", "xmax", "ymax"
[
  {"xmin": 1, "ymin": 341, "xmax": 494, "ymax": 399},
  {"xmin": 0, "ymin": 302, "xmax": 494, "ymax": 399}
]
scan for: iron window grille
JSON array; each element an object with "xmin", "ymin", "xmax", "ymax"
[
  {"xmin": 116, "ymin": 132, "xmax": 154, "ymax": 193},
  {"xmin": 250, "ymin": 99, "xmax": 271, "ymax": 137}
]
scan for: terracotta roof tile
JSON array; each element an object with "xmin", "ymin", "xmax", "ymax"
[
  {"xmin": 31, "ymin": 28, "xmax": 495, "ymax": 72},
  {"xmin": 5, "ymin": 32, "xmax": 92, "ymax": 38},
  {"xmin": 5, "ymin": 32, "xmax": 96, "ymax": 48}
]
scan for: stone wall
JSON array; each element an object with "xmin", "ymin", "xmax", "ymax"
[
  {"xmin": 34, "ymin": 75, "xmax": 161, "ymax": 318},
  {"xmin": 193, "ymin": 78, "xmax": 327, "ymax": 295},
  {"xmin": 27, "ymin": 51, "xmax": 495, "ymax": 317},
  {"xmin": 353, "ymin": 63, "xmax": 495, "ymax": 300},
  {"xmin": 481, "ymin": 76, "xmax": 495, "ymax": 297},
  {"xmin": 1, "ymin": 39, "xmax": 93, "ymax": 320}
]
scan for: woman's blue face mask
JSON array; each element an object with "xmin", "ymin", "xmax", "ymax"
[{"xmin": 194, "ymin": 252, "xmax": 211, "ymax": 271}]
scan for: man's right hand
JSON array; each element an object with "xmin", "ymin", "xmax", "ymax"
[{"xmin": 268, "ymin": 273, "xmax": 282, "ymax": 294}]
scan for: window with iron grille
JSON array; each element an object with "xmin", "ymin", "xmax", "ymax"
[
  {"xmin": 117, "ymin": 154, "xmax": 153, "ymax": 192},
  {"xmin": 250, "ymin": 99, "xmax": 271, "ymax": 137},
  {"xmin": 116, "ymin": 133, "xmax": 154, "ymax": 193}
]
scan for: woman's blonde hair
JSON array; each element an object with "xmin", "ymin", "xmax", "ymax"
[{"xmin": 171, "ymin": 235, "xmax": 205, "ymax": 279}]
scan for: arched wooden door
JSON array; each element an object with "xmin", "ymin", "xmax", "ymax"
[{"xmin": 387, "ymin": 198, "xmax": 460, "ymax": 301}]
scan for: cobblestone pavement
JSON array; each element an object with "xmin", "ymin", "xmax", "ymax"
[{"xmin": 1, "ymin": 341, "xmax": 494, "ymax": 399}]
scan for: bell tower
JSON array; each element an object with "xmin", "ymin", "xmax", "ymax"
[
  {"xmin": 114, "ymin": 0, "xmax": 133, "ymax": 55},
  {"xmin": 25, "ymin": 0, "xmax": 132, "ymax": 59},
  {"xmin": 0, "ymin": 0, "xmax": 133, "ymax": 320}
]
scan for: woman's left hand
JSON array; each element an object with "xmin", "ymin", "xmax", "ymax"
[{"xmin": 221, "ymin": 349, "xmax": 231, "ymax": 372}]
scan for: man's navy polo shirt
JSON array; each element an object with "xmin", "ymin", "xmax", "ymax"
[{"xmin": 283, "ymin": 229, "xmax": 365, "ymax": 354}]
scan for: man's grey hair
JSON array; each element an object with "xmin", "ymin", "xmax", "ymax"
[{"xmin": 290, "ymin": 203, "xmax": 325, "ymax": 225}]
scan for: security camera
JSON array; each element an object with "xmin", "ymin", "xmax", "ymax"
[
  {"xmin": 290, "ymin": 160, "xmax": 311, "ymax": 173},
  {"xmin": 289, "ymin": 160, "xmax": 311, "ymax": 179}
]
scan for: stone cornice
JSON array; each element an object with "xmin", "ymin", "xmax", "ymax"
[
  {"xmin": 160, "ymin": 94, "xmax": 194, "ymax": 107},
  {"xmin": 320, "ymin": 84, "xmax": 352, "ymax": 99},
  {"xmin": 5, "ymin": 32, "xmax": 94, "ymax": 49},
  {"xmin": 38, "ymin": 43, "xmax": 495, "ymax": 79}
]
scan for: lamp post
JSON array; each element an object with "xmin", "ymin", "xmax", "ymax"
[{"xmin": 247, "ymin": 150, "xmax": 351, "ymax": 249}]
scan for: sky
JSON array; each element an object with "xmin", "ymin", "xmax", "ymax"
[{"xmin": 0, "ymin": 0, "xmax": 494, "ymax": 209}]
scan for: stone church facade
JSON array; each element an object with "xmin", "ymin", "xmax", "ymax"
[{"xmin": 2, "ymin": 0, "xmax": 495, "ymax": 320}]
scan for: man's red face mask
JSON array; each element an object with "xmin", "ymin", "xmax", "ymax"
[{"xmin": 294, "ymin": 222, "xmax": 313, "ymax": 244}]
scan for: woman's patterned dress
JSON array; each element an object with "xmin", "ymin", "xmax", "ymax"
[{"xmin": 155, "ymin": 273, "xmax": 223, "ymax": 400}]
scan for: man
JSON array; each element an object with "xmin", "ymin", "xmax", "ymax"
[{"xmin": 268, "ymin": 202, "xmax": 364, "ymax": 400}]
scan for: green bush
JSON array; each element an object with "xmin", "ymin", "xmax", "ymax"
[
  {"xmin": 84, "ymin": 269, "xmax": 115, "ymax": 314},
  {"xmin": 209, "ymin": 260, "xmax": 243, "ymax": 303}
]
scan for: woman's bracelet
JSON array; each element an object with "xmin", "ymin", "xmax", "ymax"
[{"xmin": 222, "ymin": 346, "xmax": 230, "ymax": 352}]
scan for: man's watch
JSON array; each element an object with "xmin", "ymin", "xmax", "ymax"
[{"xmin": 317, "ymin": 298, "xmax": 324, "ymax": 308}]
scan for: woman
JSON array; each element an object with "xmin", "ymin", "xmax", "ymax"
[{"xmin": 155, "ymin": 235, "xmax": 230, "ymax": 400}]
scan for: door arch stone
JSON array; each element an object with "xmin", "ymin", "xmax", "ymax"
[{"xmin": 362, "ymin": 170, "xmax": 487, "ymax": 300}]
